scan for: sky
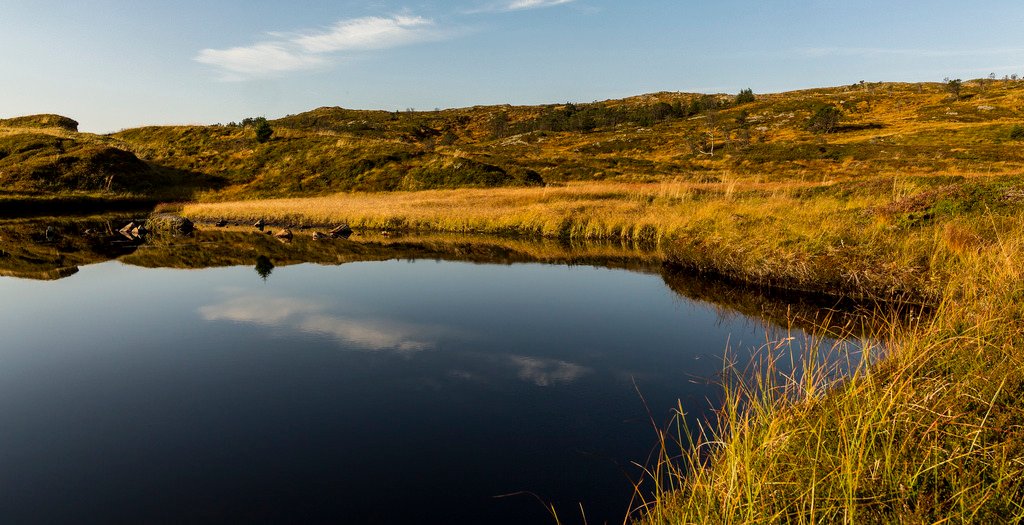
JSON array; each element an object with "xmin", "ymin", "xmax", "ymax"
[{"xmin": 3, "ymin": 0, "xmax": 1024, "ymax": 133}]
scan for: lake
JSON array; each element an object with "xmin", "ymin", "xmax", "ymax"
[{"xmin": 0, "ymin": 217, "xmax": 868, "ymax": 524}]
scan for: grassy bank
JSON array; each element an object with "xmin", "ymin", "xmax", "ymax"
[
  {"xmin": 633, "ymin": 215, "xmax": 1024, "ymax": 523},
  {"xmin": 183, "ymin": 176, "xmax": 1024, "ymax": 521},
  {"xmin": 184, "ymin": 175, "xmax": 1023, "ymax": 303}
]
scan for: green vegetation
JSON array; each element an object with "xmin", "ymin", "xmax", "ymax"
[
  {"xmin": 806, "ymin": 104, "xmax": 842, "ymax": 134},
  {"xmin": 945, "ymin": 77, "xmax": 964, "ymax": 100},
  {"xmin": 252, "ymin": 116, "xmax": 274, "ymax": 143}
]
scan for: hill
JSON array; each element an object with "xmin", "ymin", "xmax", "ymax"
[
  {"xmin": 103, "ymin": 78, "xmax": 1024, "ymax": 199},
  {"xmin": 0, "ymin": 118, "xmax": 221, "ymax": 203},
  {"xmin": 8, "ymin": 78, "xmax": 1024, "ymax": 201}
]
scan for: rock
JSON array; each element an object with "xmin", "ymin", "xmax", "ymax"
[
  {"xmin": 83, "ymin": 228, "xmax": 98, "ymax": 236},
  {"xmin": 45, "ymin": 226, "xmax": 57, "ymax": 241},
  {"xmin": 174, "ymin": 217, "xmax": 195, "ymax": 234},
  {"xmin": 254, "ymin": 219, "xmax": 265, "ymax": 231},
  {"xmin": 312, "ymin": 231, "xmax": 328, "ymax": 240},
  {"xmin": 274, "ymin": 228, "xmax": 293, "ymax": 240},
  {"xmin": 215, "ymin": 219, "xmax": 228, "ymax": 227},
  {"xmin": 118, "ymin": 221, "xmax": 137, "ymax": 234},
  {"xmin": 330, "ymin": 223, "xmax": 353, "ymax": 238}
]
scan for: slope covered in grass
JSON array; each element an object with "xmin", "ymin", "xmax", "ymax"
[
  {"xmin": 102, "ymin": 78, "xmax": 1024, "ymax": 199},
  {"xmin": 0, "ymin": 118, "xmax": 219, "ymax": 201}
]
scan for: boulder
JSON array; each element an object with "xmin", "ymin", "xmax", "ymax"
[
  {"xmin": 254, "ymin": 219, "xmax": 265, "ymax": 231},
  {"xmin": 274, "ymin": 228, "xmax": 293, "ymax": 240},
  {"xmin": 330, "ymin": 223, "xmax": 353, "ymax": 238},
  {"xmin": 174, "ymin": 217, "xmax": 195, "ymax": 234},
  {"xmin": 312, "ymin": 231, "xmax": 327, "ymax": 240},
  {"xmin": 215, "ymin": 219, "xmax": 228, "ymax": 227}
]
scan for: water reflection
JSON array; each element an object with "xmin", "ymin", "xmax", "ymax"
[
  {"xmin": 254, "ymin": 255, "xmax": 274, "ymax": 281},
  {"xmin": 199, "ymin": 290, "xmax": 447, "ymax": 353},
  {"xmin": 508, "ymin": 355, "xmax": 592, "ymax": 387},
  {"xmin": 0, "ymin": 215, "xmax": 919, "ymax": 524}
]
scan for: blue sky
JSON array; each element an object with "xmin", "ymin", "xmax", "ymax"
[{"xmin": 3, "ymin": 0, "xmax": 1023, "ymax": 132}]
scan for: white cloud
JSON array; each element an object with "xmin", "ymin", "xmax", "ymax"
[
  {"xmin": 506, "ymin": 0, "xmax": 575, "ymax": 10},
  {"xmin": 294, "ymin": 16, "xmax": 436, "ymax": 53},
  {"xmin": 195, "ymin": 14, "xmax": 445, "ymax": 80}
]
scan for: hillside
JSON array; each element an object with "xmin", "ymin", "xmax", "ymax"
[
  {"xmin": 110, "ymin": 79, "xmax": 1024, "ymax": 198},
  {"xmin": 7, "ymin": 79, "xmax": 1024, "ymax": 201},
  {"xmin": 0, "ymin": 115, "xmax": 219, "ymax": 202}
]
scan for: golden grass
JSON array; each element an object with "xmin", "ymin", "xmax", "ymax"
[
  {"xmin": 184, "ymin": 175, "xmax": 1004, "ymax": 302},
  {"xmin": 632, "ymin": 216, "xmax": 1024, "ymax": 524}
]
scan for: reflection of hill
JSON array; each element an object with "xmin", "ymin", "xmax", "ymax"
[
  {"xmin": 660, "ymin": 267, "xmax": 924, "ymax": 338},
  {"xmin": 0, "ymin": 216, "xmax": 145, "ymax": 280},
  {"xmin": 119, "ymin": 228, "xmax": 664, "ymax": 272},
  {"xmin": 1, "ymin": 217, "xmax": 909, "ymax": 334}
]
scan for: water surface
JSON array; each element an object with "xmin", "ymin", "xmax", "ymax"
[{"xmin": 0, "ymin": 221, "xmax": 862, "ymax": 524}]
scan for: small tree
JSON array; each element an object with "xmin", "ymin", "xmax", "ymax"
[
  {"xmin": 807, "ymin": 105, "xmax": 842, "ymax": 134},
  {"xmin": 735, "ymin": 88, "xmax": 755, "ymax": 104},
  {"xmin": 944, "ymin": 78, "xmax": 963, "ymax": 100},
  {"xmin": 254, "ymin": 117, "xmax": 273, "ymax": 143},
  {"xmin": 489, "ymin": 111, "xmax": 509, "ymax": 139},
  {"xmin": 735, "ymin": 109, "xmax": 750, "ymax": 128}
]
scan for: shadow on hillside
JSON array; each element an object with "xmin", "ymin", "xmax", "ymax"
[{"xmin": 834, "ymin": 122, "xmax": 885, "ymax": 133}]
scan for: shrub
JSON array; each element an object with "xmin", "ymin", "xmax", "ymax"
[
  {"xmin": 254, "ymin": 118, "xmax": 273, "ymax": 143},
  {"xmin": 735, "ymin": 88, "xmax": 755, "ymax": 104},
  {"xmin": 1009, "ymin": 125, "xmax": 1024, "ymax": 140},
  {"xmin": 807, "ymin": 105, "xmax": 842, "ymax": 134}
]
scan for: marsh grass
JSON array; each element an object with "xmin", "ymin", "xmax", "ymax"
[
  {"xmin": 630, "ymin": 208, "xmax": 1024, "ymax": 523},
  {"xmin": 184, "ymin": 175, "xmax": 1023, "ymax": 302}
]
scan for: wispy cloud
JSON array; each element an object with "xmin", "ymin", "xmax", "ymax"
[
  {"xmin": 798, "ymin": 46, "xmax": 1024, "ymax": 59},
  {"xmin": 506, "ymin": 0, "xmax": 575, "ymax": 11},
  {"xmin": 195, "ymin": 15, "xmax": 448, "ymax": 80},
  {"xmin": 464, "ymin": 0, "xmax": 575, "ymax": 14}
]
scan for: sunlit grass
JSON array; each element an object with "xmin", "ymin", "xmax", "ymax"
[{"xmin": 630, "ymin": 206, "xmax": 1024, "ymax": 523}]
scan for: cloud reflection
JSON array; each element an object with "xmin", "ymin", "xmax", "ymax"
[
  {"xmin": 508, "ymin": 356, "xmax": 591, "ymax": 387},
  {"xmin": 199, "ymin": 292, "xmax": 442, "ymax": 353}
]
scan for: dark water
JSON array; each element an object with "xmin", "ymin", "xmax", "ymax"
[{"xmin": 0, "ymin": 220, "xmax": 866, "ymax": 524}]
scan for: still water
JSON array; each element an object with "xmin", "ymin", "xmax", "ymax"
[{"xmin": 0, "ymin": 224, "xmax": 858, "ymax": 524}]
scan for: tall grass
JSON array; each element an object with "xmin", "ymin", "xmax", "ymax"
[{"xmin": 631, "ymin": 208, "xmax": 1024, "ymax": 523}]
